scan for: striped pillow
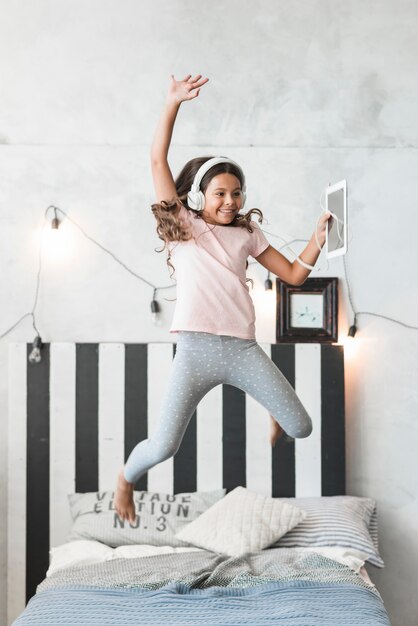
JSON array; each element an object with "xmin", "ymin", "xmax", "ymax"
[{"xmin": 270, "ymin": 496, "xmax": 383, "ymax": 567}]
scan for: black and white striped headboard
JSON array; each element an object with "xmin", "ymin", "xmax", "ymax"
[{"xmin": 8, "ymin": 341, "xmax": 345, "ymax": 620}]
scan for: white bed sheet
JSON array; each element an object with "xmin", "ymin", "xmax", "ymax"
[{"xmin": 47, "ymin": 540, "xmax": 374, "ymax": 586}]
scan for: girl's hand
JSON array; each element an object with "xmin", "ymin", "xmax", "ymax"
[
  {"xmin": 316, "ymin": 211, "xmax": 333, "ymax": 247},
  {"xmin": 167, "ymin": 74, "xmax": 209, "ymax": 104}
]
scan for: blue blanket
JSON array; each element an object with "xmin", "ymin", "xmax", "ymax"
[
  {"xmin": 13, "ymin": 548, "xmax": 392, "ymax": 625},
  {"xmin": 14, "ymin": 580, "xmax": 391, "ymax": 625}
]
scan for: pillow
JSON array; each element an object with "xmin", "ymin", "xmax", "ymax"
[
  {"xmin": 269, "ymin": 495, "xmax": 384, "ymax": 567},
  {"xmin": 47, "ymin": 540, "xmax": 203, "ymax": 577},
  {"xmin": 297, "ymin": 546, "xmax": 368, "ymax": 574},
  {"xmin": 174, "ymin": 486, "xmax": 307, "ymax": 557},
  {"xmin": 67, "ymin": 488, "xmax": 225, "ymax": 548},
  {"xmin": 48, "ymin": 540, "xmax": 113, "ymax": 576}
]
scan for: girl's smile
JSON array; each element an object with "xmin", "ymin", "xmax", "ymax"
[{"xmin": 201, "ymin": 173, "xmax": 243, "ymax": 225}]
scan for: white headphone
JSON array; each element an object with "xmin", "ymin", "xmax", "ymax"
[{"xmin": 187, "ymin": 156, "xmax": 247, "ymax": 211}]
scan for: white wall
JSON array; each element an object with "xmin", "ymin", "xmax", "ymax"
[{"xmin": 1, "ymin": 1, "xmax": 417, "ymax": 624}]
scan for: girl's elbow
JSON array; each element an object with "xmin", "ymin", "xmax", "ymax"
[
  {"xmin": 289, "ymin": 271, "xmax": 307, "ymax": 287},
  {"xmin": 283, "ymin": 274, "xmax": 304, "ymax": 287}
]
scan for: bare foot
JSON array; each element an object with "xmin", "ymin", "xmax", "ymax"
[
  {"xmin": 114, "ymin": 467, "xmax": 136, "ymax": 523},
  {"xmin": 270, "ymin": 415, "xmax": 284, "ymax": 447}
]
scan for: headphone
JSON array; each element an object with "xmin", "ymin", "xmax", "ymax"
[{"xmin": 187, "ymin": 156, "xmax": 247, "ymax": 212}]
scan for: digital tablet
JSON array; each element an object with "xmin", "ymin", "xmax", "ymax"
[{"xmin": 325, "ymin": 179, "xmax": 348, "ymax": 258}]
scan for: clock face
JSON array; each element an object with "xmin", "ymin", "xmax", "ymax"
[{"xmin": 290, "ymin": 293, "xmax": 324, "ymax": 328}]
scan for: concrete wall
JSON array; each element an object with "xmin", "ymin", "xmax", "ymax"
[{"xmin": 1, "ymin": 1, "xmax": 417, "ymax": 624}]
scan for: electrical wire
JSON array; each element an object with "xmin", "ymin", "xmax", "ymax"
[
  {"xmin": 1, "ymin": 197, "xmax": 417, "ymax": 342},
  {"xmin": 1, "ymin": 204, "xmax": 176, "ymax": 341},
  {"xmin": 48, "ymin": 205, "xmax": 176, "ymax": 292}
]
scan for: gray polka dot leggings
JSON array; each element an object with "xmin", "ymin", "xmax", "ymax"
[{"xmin": 123, "ymin": 331, "xmax": 313, "ymax": 484}]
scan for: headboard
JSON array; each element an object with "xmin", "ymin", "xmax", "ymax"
[{"xmin": 8, "ymin": 341, "xmax": 345, "ymax": 618}]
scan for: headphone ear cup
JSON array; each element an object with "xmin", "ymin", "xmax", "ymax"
[
  {"xmin": 197, "ymin": 191, "xmax": 205, "ymax": 211},
  {"xmin": 187, "ymin": 190, "xmax": 199, "ymax": 210},
  {"xmin": 187, "ymin": 190, "xmax": 206, "ymax": 211},
  {"xmin": 241, "ymin": 191, "xmax": 247, "ymax": 210}
]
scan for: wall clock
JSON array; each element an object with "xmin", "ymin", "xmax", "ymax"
[{"xmin": 276, "ymin": 277, "xmax": 338, "ymax": 343}]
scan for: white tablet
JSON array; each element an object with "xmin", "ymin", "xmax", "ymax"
[{"xmin": 325, "ymin": 179, "xmax": 348, "ymax": 258}]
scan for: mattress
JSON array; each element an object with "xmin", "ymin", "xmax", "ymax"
[{"xmin": 12, "ymin": 544, "xmax": 392, "ymax": 625}]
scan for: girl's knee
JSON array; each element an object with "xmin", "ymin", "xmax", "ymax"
[
  {"xmin": 285, "ymin": 414, "xmax": 313, "ymax": 439},
  {"xmin": 151, "ymin": 439, "xmax": 179, "ymax": 463},
  {"xmin": 295, "ymin": 418, "xmax": 313, "ymax": 438}
]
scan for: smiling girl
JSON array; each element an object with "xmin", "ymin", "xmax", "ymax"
[{"xmin": 115, "ymin": 74, "xmax": 331, "ymax": 522}]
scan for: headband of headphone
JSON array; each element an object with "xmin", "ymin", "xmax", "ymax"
[{"xmin": 187, "ymin": 156, "xmax": 247, "ymax": 211}]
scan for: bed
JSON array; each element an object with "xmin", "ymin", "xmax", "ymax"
[{"xmin": 8, "ymin": 341, "xmax": 392, "ymax": 625}]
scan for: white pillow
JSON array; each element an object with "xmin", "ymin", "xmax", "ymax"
[
  {"xmin": 175, "ymin": 486, "xmax": 306, "ymax": 557},
  {"xmin": 47, "ymin": 540, "xmax": 113, "ymax": 576},
  {"xmin": 298, "ymin": 546, "xmax": 367, "ymax": 574},
  {"xmin": 47, "ymin": 540, "xmax": 203, "ymax": 576}
]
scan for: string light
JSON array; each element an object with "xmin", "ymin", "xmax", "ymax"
[
  {"xmin": 150, "ymin": 288, "xmax": 161, "ymax": 325},
  {"xmin": 256, "ymin": 225, "xmax": 418, "ymax": 338},
  {"xmin": 348, "ymin": 313, "xmax": 358, "ymax": 338},
  {"xmin": 264, "ymin": 271, "xmax": 273, "ymax": 291},
  {"xmin": 1, "ymin": 205, "xmax": 176, "ymax": 362},
  {"xmin": 1, "ymin": 204, "xmax": 417, "ymax": 363},
  {"xmin": 28, "ymin": 336, "xmax": 42, "ymax": 364},
  {"xmin": 51, "ymin": 207, "xmax": 60, "ymax": 230}
]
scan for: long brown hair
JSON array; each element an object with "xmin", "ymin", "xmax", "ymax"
[{"xmin": 151, "ymin": 156, "xmax": 264, "ymax": 279}]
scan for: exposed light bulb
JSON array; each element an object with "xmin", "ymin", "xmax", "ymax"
[
  {"xmin": 347, "ymin": 325, "xmax": 357, "ymax": 338},
  {"xmin": 264, "ymin": 271, "xmax": 273, "ymax": 290},
  {"xmin": 29, "ymin": 336, "xmax": 43, "ymax": 364},
  {"xmin": 36, "ymin": 209, "xmax": 73, "ymax": 263},
  {"xmin": 348, "ymin": 314, "xmax": 357, "ymax": 338},
  {"xmin": 151, "ymin": 299, "xmax": 161, "ymax": 325}
]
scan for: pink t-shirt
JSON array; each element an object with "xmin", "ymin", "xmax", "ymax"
[{"xmin": 168, "ymin": 205, "xmax": 270, "ymax": 340}]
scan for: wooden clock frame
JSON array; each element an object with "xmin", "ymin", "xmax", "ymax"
[{"xmin": 276, "ymin": 277, "xmax": 338, "ymax": 343}]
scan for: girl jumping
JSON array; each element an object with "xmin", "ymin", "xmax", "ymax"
[{"xmin": 115, "ymin": 73, "xmax": 332, "ymax": 522}]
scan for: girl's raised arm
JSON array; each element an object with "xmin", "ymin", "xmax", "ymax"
[{"xmin": 150, "ymin": 74, "xmax": 209, "ymax": 203}]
